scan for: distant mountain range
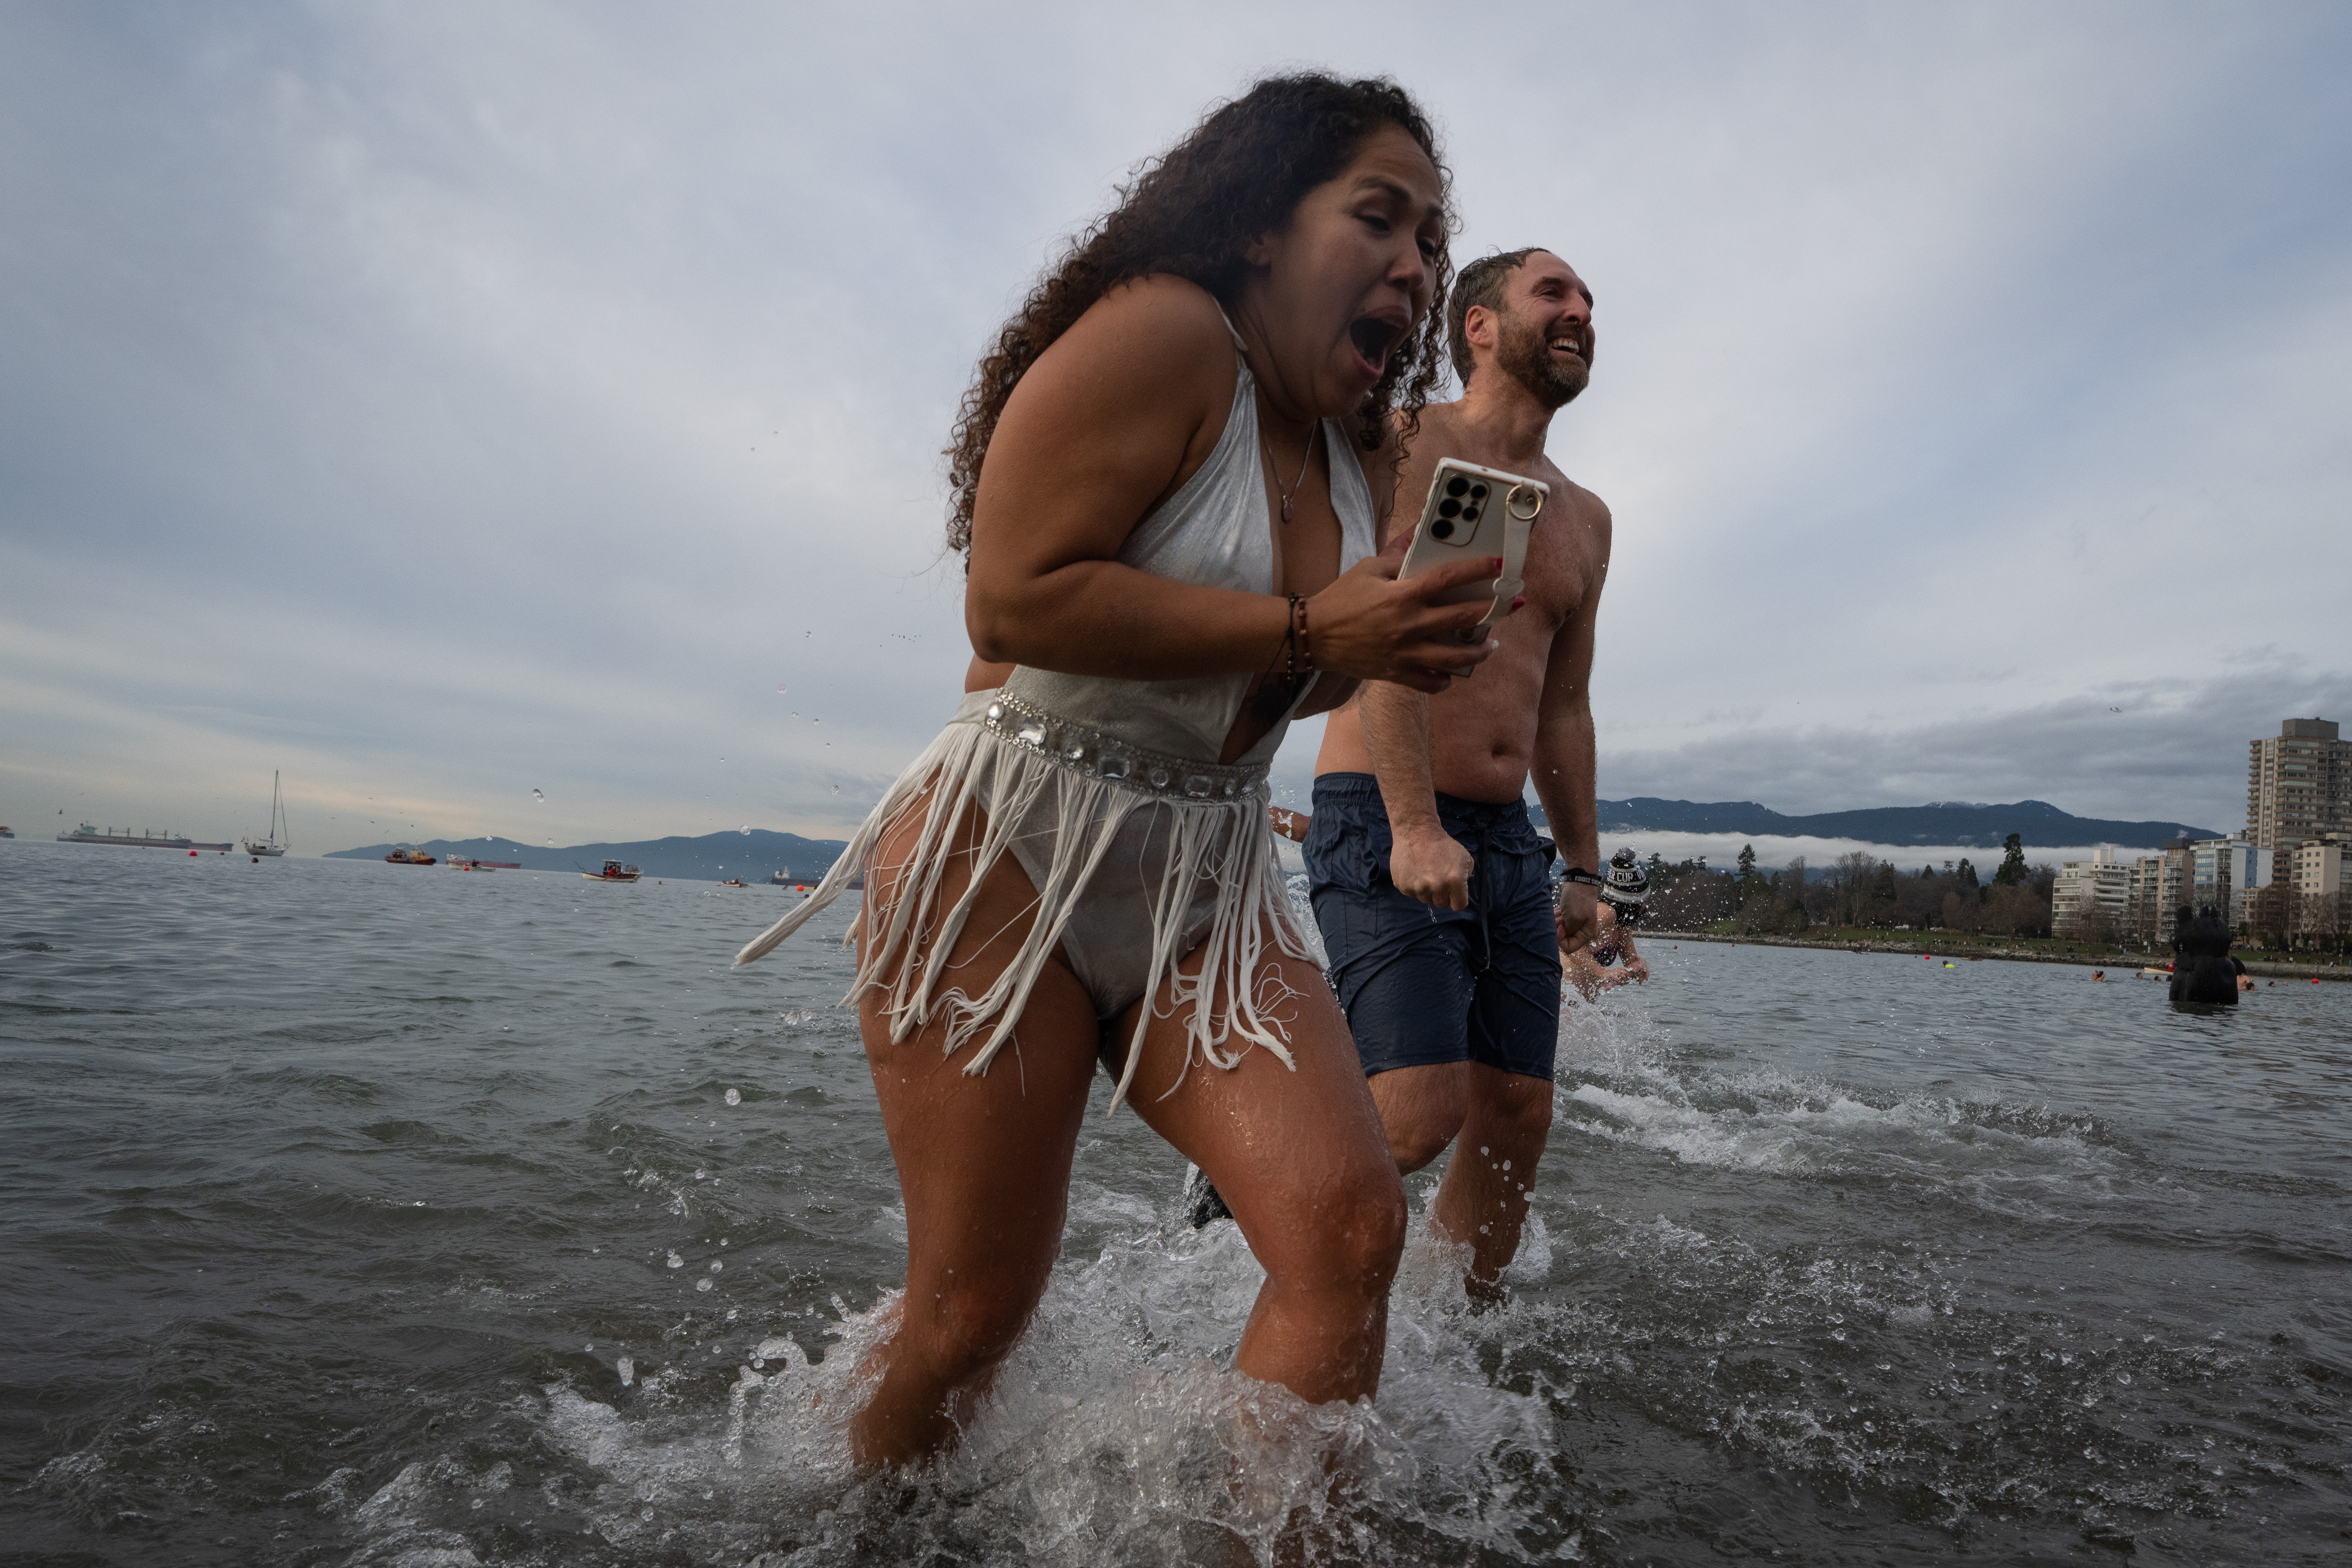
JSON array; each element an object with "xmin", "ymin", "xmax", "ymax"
[
  {"xmin": 327, "ymin": 798, "xmax": 2220, "ymax": 877},
  {"xmin": 324, "ymin": 828, "xmax": 848, "ymax": 882},
  {"xmin": 1554, "ymin": 798, "xmax": 2218, "ymax": 851}
]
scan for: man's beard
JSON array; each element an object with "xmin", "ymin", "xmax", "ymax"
[{"xmin": 1495, "ymin": 309, "xmax": 1590, "ymax": 409}]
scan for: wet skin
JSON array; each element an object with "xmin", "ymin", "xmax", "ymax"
[{"xmin": 859, "ymin": 128, "xmax": 1497, "ymax": 1468}]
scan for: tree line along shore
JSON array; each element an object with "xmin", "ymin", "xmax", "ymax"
[{"xmin": 1629, "ymin": 837, "xmax": 2349, "ymax": 978}]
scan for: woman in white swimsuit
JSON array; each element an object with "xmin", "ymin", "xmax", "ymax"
[{"xmin": 736, "ymin": 74, "xmax": 1509, "ymax": 1466}]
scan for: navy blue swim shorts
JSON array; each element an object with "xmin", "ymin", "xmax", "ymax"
[{"xmin": 1302, "ymin": 772, "xmax": 1563, "ymax": 1082}]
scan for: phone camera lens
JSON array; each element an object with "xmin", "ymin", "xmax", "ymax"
[
  {"xmin": 1430, "ymin": 519, "xmax": 1455, "ymax": 539},
  {"xmin": 1437, "ymin": 498, "xmax": 1462, "ymax": 519},
  {"xmin": 1462, "ymin": 507, "xmax": 1480, "ymax": 523},
  {"xmin": 1470, "ymin": 484, "xmax": 1489, "ymax": 501},
  {"xmin": 1445, "ymin": 476, "xmax": 1470, "ymax": 498}
]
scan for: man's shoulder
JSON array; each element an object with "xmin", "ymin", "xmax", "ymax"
[{"xmin": 1544, "ymin": 469, "xmax": 1610, "ymax": 528}]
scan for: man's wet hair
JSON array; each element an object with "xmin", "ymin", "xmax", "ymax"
[{"xmin": 1447, "ymin": 247, "xmax": 1589, "ymax": 388}]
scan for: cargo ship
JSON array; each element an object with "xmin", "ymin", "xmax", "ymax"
[{"xmin": 58, "ymin": 823, "xmax": 232, "ymax": 852}]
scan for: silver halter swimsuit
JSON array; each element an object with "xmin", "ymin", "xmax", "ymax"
[{"xmin": 735, "ymin": 315, "xmax": 1377, "ymax": 1110}]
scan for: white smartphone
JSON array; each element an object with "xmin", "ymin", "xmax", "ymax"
[{"xmin": 1397, "ymin": 458, "xmax": 1545, "ymax": 642}]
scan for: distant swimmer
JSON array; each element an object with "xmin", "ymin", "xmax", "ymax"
[
  {"xmin": 730, "ymin": 75, "xmax": 1500, "ymax": 1468},
  {"xmin": 1564, "ymin": 852, "xmax": 1651, "ymax": 1000},
  {"xmin": 2090, "ymin": 969, "xmax": 2107, "ymax": 981}
]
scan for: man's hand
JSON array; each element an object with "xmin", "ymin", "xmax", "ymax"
[
  {"xmin": 1555, "ymin": 882, "xmax": 1598, "ymax": 955},
  {"xmin": 1390, "ymin": 824, "xmax": 1473, "ymax": 910},
  {"xmin": 1269, "ymin": 807, "xmax": 1311, "ymax": 844}
]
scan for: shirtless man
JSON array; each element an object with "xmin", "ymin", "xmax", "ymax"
[{"xmin": 1304, "ymin": 248, "xmax": 1609, "ymax": 1297}]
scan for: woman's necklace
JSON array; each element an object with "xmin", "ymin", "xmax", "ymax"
[{"xmin": 1260, "ymin": 416, "xmax": 1319, "ymax": 524}]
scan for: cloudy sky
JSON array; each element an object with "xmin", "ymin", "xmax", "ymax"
[{"xmin": 4, "ymin": 1, "xmax": 2348, "ymax": 855}]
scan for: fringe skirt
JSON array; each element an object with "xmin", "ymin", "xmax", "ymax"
[{"xmin": 733, "ymin": 690, "xmax": 1313, "ymax": 1112}]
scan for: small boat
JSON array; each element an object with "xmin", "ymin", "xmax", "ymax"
[
  {"xmin": 244, "ymin": 770, "xmax": 291, "ymax": 857},
  {"xmin": 717, "ymin": 878, "xmax": 747, "ymax": 888},
  {"xmin": 385, "ymin": 847, "xmax": 437, "ymax": 865},
  {"xmin": 447, "ymin": 858, "xmax": 495, "ymax": 872},
  {"xmin": 583, "ymin": 860, "xmax": 641, "ymax": 883},
  {"xmin": 0, "ymin": 826, "xmax": 14, "ymax": 839}
]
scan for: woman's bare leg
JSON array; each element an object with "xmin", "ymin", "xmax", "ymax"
[
  {"xmin": 1119, "ymin": 941, "xmax": 1406, "ymax": 1406},
  {"xmin": 849, "ymin": 795, "xmax": 1100, "ymax": 1467}
]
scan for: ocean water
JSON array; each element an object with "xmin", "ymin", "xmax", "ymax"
[{"xmin": 3, "ymin": 840, "xmax": 2348, "ymax": 1566}]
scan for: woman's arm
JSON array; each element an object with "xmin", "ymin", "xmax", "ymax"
[{"xmin": 964, "ymin": 278, "xmax": 1499, "ymax": 691}]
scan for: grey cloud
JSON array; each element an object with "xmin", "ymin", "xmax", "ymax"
[
  {"xmin": 1597, "ymin": 664, "xmax": 2352, "ymax": 833},
  {"xmin": 3, "ymin": 4, "xmax": 2349, "ymax": 851}
]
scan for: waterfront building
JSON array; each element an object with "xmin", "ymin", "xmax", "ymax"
[
  {"xmin": 2290, "ymin": 834, "xmax": 2352, "ymax": 898},
  {"xmin": 2247, "ymin": 718, "xmax": 2351, "ymax": 861},
  {"xmin": 2128, "ymin": 840, "xmax": 2193, "ymax": 944},
  {"xmin": 2189, "ymin": 836, "xmax": 2272, "ymax": 928},
  {"xmin": 2053, "ymin": 847, "xmax": 2132, "ymax": 939}
]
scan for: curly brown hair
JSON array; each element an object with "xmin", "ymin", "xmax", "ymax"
[{"xmin": 942, "ymin": 73, "xmax": 1455, "ymax": 557}]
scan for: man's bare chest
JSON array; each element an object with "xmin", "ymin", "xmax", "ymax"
[{"xmin": 1518, "ymin": 498, "xmax": 1596, "ymax": 631}]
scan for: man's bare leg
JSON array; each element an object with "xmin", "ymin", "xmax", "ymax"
[
  {"xmin": 1427, "ymin": 1064, "xmax": 1553, "ymax": 1298},
  {"xmin": 1369, "ymin": 1060, "xmax": 1554, "ymax": 1293},
  {"xmin": 1365, "ymin": 1061, "xmax": 1468, "ymax": 1174}
]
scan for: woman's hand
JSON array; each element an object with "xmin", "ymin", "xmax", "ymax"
[{"xmin": 1304, "ymin": 530, "xmax": 1513, "ymax": 693}]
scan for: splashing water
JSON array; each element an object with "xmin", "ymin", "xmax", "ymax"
[{"xmin": 10, "ymin": 859, "xmax": 2348, "ymax": 1566}]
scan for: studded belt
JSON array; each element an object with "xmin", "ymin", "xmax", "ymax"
[{"xmin": 977, "ymin": 691, "xmax": 1270, "ymax": 804}]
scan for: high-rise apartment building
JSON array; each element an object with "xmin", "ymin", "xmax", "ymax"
[
  {"xmin": 2128, "ymin": 840, "xmax": 2193, "ymax": 944},
  {"xmin": 2053, "ymin": 847, "xmax": 2132, "ymax": 938},
  {"xmin": 2247, "ymin": 718, "xmax": 2351, "ymax": 859},
  {"xmin": 2191, "ymin": 837, "xmax": 2272, "ymax": 926}
]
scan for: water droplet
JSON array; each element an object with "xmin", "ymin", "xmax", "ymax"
[
  {"xmin": 776, "ymin": 684, "xmax": 788, "ymax": 694},
  {"xmin": 531, "ymin": 788, "xmax": 545, "ymax": 802},
  {"xmin": 724, "ymin": 1087, "xmax": 741, "ymax": 1106},
  {"xmin": 695, "ymin": 1276, "xmax": 714, "ymax": 1291},
  {"xmin": 709, "ymin": 1260, "xmax": 724, "ymax": 1273},
  {"xmin": 739, "ymin": 825, "xmax": 751, "ymax": 835},
  {"xmin": 617, "ymin": 1355, "xmax": 634, "ymax": 1385},
  {"xmin": 831, "ymin": 785, "xmax": 840, "ymax": 793},
  {"xmin": 666, "ymin": 1251, "xmax": 684, "ymax": 1268}
]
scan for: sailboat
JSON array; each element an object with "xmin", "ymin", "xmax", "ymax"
[{"xmin": 244, "ymin": 771, "xmax": 290, "ymax": 858}]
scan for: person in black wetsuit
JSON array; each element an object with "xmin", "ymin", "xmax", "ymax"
[{"xmin": 2168, "ymin": 905, "xmax": 2239, "ymax": 1006}]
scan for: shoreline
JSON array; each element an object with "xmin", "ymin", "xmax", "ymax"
[{"xmin": 1650, "ymin": 929, "xmax": 2352, "ymax": 983}]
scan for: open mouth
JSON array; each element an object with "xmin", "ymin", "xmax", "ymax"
[{"xmin": 1348, "ymin": 315, "xmax": 1405, "ymax": 377}]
